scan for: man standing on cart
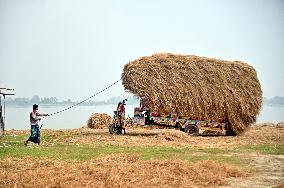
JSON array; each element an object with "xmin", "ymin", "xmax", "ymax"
[{"xmin": 117, "ymin": 99, "xmax": 126, "ymax": 128}]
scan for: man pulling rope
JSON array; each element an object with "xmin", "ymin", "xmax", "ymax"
[{"xmin": 25, "ymin": 104, "xmax": 49, "ymax": 146}]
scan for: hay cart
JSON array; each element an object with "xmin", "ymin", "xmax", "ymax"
[
  {"xmin": 121, "ymin": 53, "xmax": 262, "ymax": 136},
  {"xmin": 128, "ymin": 108, "xmax": 229, "ymax": 136}
]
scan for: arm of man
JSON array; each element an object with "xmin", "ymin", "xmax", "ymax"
[{"xmin": 38, "ymin": 113, "xmax": 49, "ymax": 116}]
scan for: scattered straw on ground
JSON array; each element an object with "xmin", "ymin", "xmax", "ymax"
[
  {"xmin": 5, "ymin": 123, "xmax": 284, "ymax": 148},
  {"xmin": 0, "ymin": 154, "xmax": 245, "ymax": 188},
  {"xmin": 62, "ymin": 124, "xmax": 284, "ymax": 148}
]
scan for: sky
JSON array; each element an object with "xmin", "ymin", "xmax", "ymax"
[{"xmin": 0, "ymin": 0, "xmax": 284, "ymax": 101}]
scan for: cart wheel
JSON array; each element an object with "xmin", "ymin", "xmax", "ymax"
[
  {"xmin": 109, "ymin": 124, "xmax": 115, "ymax": 134},
  {"xmin": 185, "ymin": 124, "xmax": 199, "ymax": 136},
  {"xmin": 116, "ymin": 126, "xmax": 122, "ymax": 135},
  {"xmin": 225, "ymin": 124, "xmax": 236, "ymax": 136}
]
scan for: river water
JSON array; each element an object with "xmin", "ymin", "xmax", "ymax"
[{"xmin": 4, "ymin": 104, "xmax": 284, "ymax": 130}]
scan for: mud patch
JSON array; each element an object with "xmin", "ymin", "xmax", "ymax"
[{"xmin": 224, "ymin": 154, "xmax": 284, "ymax": 188}]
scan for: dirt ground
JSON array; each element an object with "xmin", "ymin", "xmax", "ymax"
[{"xmin": 223, "ymin": 154, "xmax": 284, "ymax": 188}]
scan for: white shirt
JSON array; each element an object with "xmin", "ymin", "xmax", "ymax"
[{"xmin": 30, "ymin": 111, "xmax": 40, "ymax": 125}]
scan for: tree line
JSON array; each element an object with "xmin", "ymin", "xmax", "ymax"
[
  {"xmin": 263, "ymin": 96, "xmax": 284, "ymax": 105},
  {"xmin": 5, "ymin": 95, "xmax": 140, "ymax": 106},
  {"xmin": 5, "ymin": 95, "xmax": 284, "ymax": 106}
]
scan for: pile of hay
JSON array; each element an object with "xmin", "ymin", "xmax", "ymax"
[
  {"xmin": 0, "ymin": 155, "xmax": 245, "ymax": 187},
  {"xmin": 122, "ymin": 53, "xmax": 262, "ymax": 135},
  {"xmin": 87, "ymin": 113, "xmax": 111, "ymax": 129}
]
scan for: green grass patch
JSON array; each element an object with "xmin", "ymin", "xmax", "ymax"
[
  {"xmin": 0, "ymin": 140, "xmax": 246, "ymax": 167},
  {"xmin": 237, "ymin": 144, "xmax": 284, "ymax": 155},
  {"xmin": 0, "ymin": 134, "xmax": 28, "ymax": 147},
  {"xmin": 3, "ymin": 132, "xmax": 283, "ymax": 169},
  {"xmin": 128, "ymin": 146, "xmax": 245, "ymax": 166}
]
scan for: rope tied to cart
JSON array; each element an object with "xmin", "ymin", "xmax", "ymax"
[{"xmin": 48, "ymin": 79, "xmax": 121, "ymax": 117}]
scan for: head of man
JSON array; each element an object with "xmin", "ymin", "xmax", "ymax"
[
  {"xmin": 122, "ymin": 99, "xmax": 127, "ymax": 105},
  {"xmin": 33, "ymin": 104, "xmax": 38, "ymax": 111}
]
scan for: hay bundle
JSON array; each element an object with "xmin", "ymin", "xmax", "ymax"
[
  {"xmin": 87, "ymin": 113, "xmax": 111, "ymax": 129},
  {"xmin": 122, "ymin": 53, "xmax": 262, "ymax": 135}
]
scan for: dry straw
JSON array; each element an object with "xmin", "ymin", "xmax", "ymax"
[
  {"xmin": 87, "ymin": 113, "xmax": 111, "ymax": 129},
  {"xmin": 0, "ymin": 155, "xmax": 245, "ymax": 187},
  {"xmin": 122, "ymin": 53, "xmax": 262, "ymax": 135}
]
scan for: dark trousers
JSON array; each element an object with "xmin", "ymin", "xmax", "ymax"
[{"xmin": 27, "ymin": 124, "xmax": 40, "ymax": 143}]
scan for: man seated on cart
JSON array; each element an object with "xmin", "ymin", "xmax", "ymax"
[{"xmin": 117, "ymin": 99, "xmax": 127, "ymax": 128}]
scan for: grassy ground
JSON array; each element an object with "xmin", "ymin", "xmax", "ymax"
[
  {"xmin": 1, "ymin": 128, "xmax": 283, "ymax": 163},
  {"xmin": 0, "ymin": 125, "xmax": 284, "ymax": 187},
  {"xmin": 0, "ymin": 131, "xmax": 271, "ymax": 164}
]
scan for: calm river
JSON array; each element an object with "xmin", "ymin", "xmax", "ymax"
[{"xmin": 4, "ymin": 104, "xmax": 284, "ymax": 130}]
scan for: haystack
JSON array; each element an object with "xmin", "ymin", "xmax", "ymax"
[
  {"xmin": 122, "ymin": 53, "xmax": 262, "ymax": 135},
  {"xmin": 87, "ymin": 113, "xmax": 111, "ymax": 129}
]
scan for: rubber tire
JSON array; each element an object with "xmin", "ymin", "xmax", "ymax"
[
  {"xmin": 225, "ymin": 124, "xmax": 237, "ymax": 136},
  {"xmin": 109, "ymin": 124, "xmax": 123, "ymax": 135},
  {"xmin": 185, "ymin": 124, "xmax": 199, "ymax": 136},
  {"xmin": 109, "ymin": 124, "xmax": 115, "ymax": 134},
  {"xmin": 116, "ymin": 126, "xmax": 122, "ymax": 135}
]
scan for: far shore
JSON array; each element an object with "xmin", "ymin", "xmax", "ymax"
[{"xmin": 3, "ymin": 121, "xmax": 284, "ymax": 132}]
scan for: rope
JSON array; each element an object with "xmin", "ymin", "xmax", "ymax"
[{"xmin": 48, "ymin": 79, "xmax": 121, "ymax": 116}]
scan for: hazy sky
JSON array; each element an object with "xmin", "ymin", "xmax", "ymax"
[{"xmin": 1, "ymin": 0, "xmax": 284, "ymax": 101}]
